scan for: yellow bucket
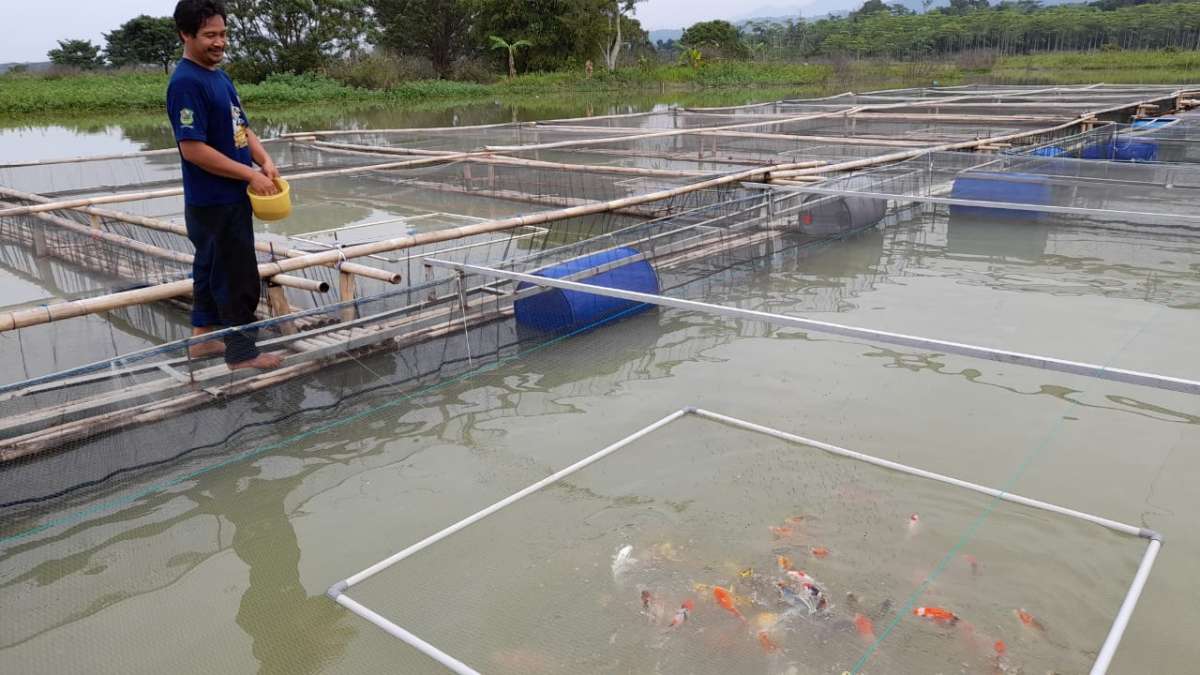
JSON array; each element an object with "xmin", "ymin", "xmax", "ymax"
[{"xmin": 247, "ymin": 178, "xmax": 291, "ymax": 221}]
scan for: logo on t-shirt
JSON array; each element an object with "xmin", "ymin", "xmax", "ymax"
[
  {"xmin": 231, "ymin": 104, "xmax": 248, "ymax": 148},
  {"xmin": 179, "ymin": 108, "xmax": 194, "ymax": 128}
]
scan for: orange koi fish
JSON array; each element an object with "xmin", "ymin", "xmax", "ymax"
[
  {"xmin": 994, "ymin": 640, "xmax": 1006, "ymax": 655},
  {"xmin": 668, "ymin": 599, "xmax": 694, "ymax": 628},
  {"xmin": 777, "ymin": 555, "xmax": 793, "ymax": 571},
  {"xmin": 1014, "ymin": 608, "xmax": 1045, "ymax": 631},
  {"xmin": 769, "ymin": 525, "xmax": 794, "ymax": 539},
  {"xmin": 757, "ymin": 630, "xmax": 780, "ymax": 652},
  {"xmin": 913, "ymin": 606, "xmax": 959, "ymax": 625},
  {"xmin": 854, "ymin": 613, "xmax": 876, "ymax": 640},
  {"xmin": 713, "ymin": 586, "xmax": 746, "ymax": 622},
  {"xmin": 811, "ymin": 547, "xmax": 829, "ymax": 559}
]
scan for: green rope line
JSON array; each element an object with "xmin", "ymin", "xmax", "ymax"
[{"xmin": 849, "ymin": 304, "xmax": 1165, "ymax": 673}]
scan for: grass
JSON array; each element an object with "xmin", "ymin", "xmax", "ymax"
[
  {"xmin": 0, "ymin": 62, "xmax": 839, "ymax": 116},
  {"xmin": 2, "ymin": 50, "xmax": 1193, "ymax": 117},
  {"xmin": 990, "ymin": 50, "xmax": 1200, "ymax": 84}
]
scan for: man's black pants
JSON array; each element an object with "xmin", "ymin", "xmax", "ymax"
[{"xmin": 185, "ymin": 198, "xmax": 262, "ymax": 364}]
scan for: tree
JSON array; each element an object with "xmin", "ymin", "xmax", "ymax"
[
  {"xmin": 474, "ymin": 0, "xmax": 599, "ymax": 72},
  {"xmin": 679, "ymin": 20, "xmax": 749, "ymax": 58},
  {"xmin": 104, "ymin": 15, "xmax": 180, "ymax": 73},
  {"xmin": 856, "ymin": 0, "xmax": 889, "ymax": 17},
  {"xmin": 369, "ymin": 0, "xmax": 474, "ymax": 76},
  {"xmin": 947, "ymin": 0, "xmax": 991, "ymax": 14},
  {"xmin": 489, "ymin": 35, "xmax": 531, "ymax": 78},
  {"xmin": 47, "ymin": 39, "xmax": 105, "ymax": 69},
  {"xmin": 599, "ymin": 0, "xmax": 644, "ymax": 70},
  {"xmin": 223, "ymin": 0, "xmax": 370, "ymax": 75}
]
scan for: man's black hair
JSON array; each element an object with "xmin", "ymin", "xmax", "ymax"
[{"xmin": 174, "ymin": 0, "xmax": 228, "ymax": 38}]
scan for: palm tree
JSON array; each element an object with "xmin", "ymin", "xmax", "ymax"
[{"xmin": 489, "ymin": 36, "xmax": 532, "ymax": 79}]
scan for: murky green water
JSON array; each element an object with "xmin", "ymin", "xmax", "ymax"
[{"xmin": 1, "ymin": 97, "xmax": 1199, "ymax": 674}]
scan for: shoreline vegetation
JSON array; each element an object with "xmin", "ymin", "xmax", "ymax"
[{"xmin": 2, "ymin": 50, "xmax": 1197, "ymax": 118}]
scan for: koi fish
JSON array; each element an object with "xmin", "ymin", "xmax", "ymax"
[
  {"xmin": 1014, "ymin": 608, "xmax": 1045, "ymax": 631},
  {"xmin": 785, "ymin": 569, "xmax": 822, "ymax": 589},
  {"xmin": 811, "ymin": 547, "xmax": 829, "ymax": 559},
  {"xmin": 769, "ymin": 525, "xmax": 794, "ymax": 539},
  {"xmin": 964, "ymin": 553, "xmax": 980, "ymax": 575},
  {"xmin": 641, "ymin": 590, "xmax": 665, "ymax": 623},
  {"xmin": 778, "ymin": 581, "xmax": 821, "ymax": 614},
  {"xmin": 802, "ymin": 582, "xmax": 829, "ymax": 611},
  {"xmin": 713, "ymin": 586, "xmax": 746, "ymax": 622},
  {"xmin": 787, "ymin": 515, "xmax": 806, "ymax": 524},
  {"xmin": 908, "ymin": 513, "xmax": 920, "ymax": 536},
  {"xmin": 994, "ymin": 640, "xmax": 1006, "ymax": 655},
  {"xmin": 854, "ymin": 613, "xmax": 876, "ymax": 640},
  {"xmin": 757, "ymin": 630, "xmax": 780, "ymax": 652},
  {"xmin": 668, "ymin": 599, "xmax": 694, "ymax": 628},
  {"xmin": 612, "ymin": 545, "xmax": 635, "ymax": 579},
  {"xmin": 777, "ymin": 555, "xmax": 793, "ymax": 571},
  {"xmin": 754, "ymin": 612, "xmax": 780, "ymax": 630},
  {"xmin": 913, "ymin": 606, "xmax": 959, "ymax": 625}
]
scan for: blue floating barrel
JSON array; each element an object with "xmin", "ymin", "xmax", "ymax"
[
  {"xmin": 1113, "ymin": 140, "xmax": 1157, "ymax": 162},
  {"xmin": 1081, "ymin": 142, "xmax": 1115, "ymax": 160},
  {"xmin": 514, "ymin": 247, "xmax": 660, "ymax": 333},
  {"xmin": 1031, "ymin": 146, "xmax": 1066, "ymax": 157},
  {"xmin": 1081, "ymin": 140, "xmax": 1158, "ymax": 162},
  {"xmin": 949, "ymin": 172, "xmax": 1053, "ymax": 221}
]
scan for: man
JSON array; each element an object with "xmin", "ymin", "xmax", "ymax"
[{"xmin": 169, "ymin": 0, "xmax": 281, "ymax": 369}]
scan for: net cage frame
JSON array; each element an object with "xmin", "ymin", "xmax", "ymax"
[
  {"xmin": 0, "ymin": 82, "xmax": 1195, "ymax": 669},
  {"xmin": 327, "ymin": 406, "xmax": 1163, "ymax": 675}
]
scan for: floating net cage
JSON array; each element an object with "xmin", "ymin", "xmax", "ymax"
[
  {"xmin": 328, "ymin": 407, "xmax": 1160, "ymax": 675},
  {"xmin": 1, "ymin": 85, "xmax": 1198, "ymax": 675}
]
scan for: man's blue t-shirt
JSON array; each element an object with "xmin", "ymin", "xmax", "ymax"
[{"xmin": 167, "ymin": 58, "xmax": 253, "ymax": 206}]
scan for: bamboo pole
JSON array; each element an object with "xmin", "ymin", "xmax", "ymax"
[
  {"xmin": 0, "ymin": 185, "xmax": 398, "ymax": 284},
  {"xmin": 307, "ymin": 141, "xmax": 714, "ymax": 178},
  {"xmin": 339, "ymin": 271, "xmax": 357, "ymax": 323},
  {"xmin": 0, "ymin": 151, "xmax": 486, "ymax": 219},
  {"xmin": 281, "ymin": 120, "xmax": 530, "ymax": 139},
  {"xmin": 539, "ymin": 125, "xmax": 935, "ymax": 148},
  {"xmin": 766, "ymin": 117, "xmax": 1087, "ymax": 179},
  {"xmin": 0, "ymin": 138, "xmax": 287, "ymax": 169}
]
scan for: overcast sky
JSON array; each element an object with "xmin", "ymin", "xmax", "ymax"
[{"xmin": 3, "ymin": 0, "xmax": 838, "ymax": 64}]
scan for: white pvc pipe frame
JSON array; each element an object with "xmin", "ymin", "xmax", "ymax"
[
  {"xmin": 425, "ymin": 259, "xmax": 1200, "ymax": 396},
  {"xmin": 328, "ymin": 407, "xmax": 1161, "ymax": 675}
]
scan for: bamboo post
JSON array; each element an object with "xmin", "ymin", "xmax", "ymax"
[
  {"xmin": 339, "ymin": 270, "xmax": 357, "ymax": 323},
  {"xmin": 266, "ymin": 283, "xmax": 297, "ymax": 336},
  {"xmin": 31, "ymin": 225, "xmax": 48, "ymax": 257}
]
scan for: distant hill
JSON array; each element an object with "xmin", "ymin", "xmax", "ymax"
[{"xmin": 645, "ymin": 0, "xmax": 1090, "ymax": 33}]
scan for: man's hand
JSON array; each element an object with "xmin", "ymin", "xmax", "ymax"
[
  {"xmin": 248, "ymin": 170, "xmax": 279, "ymax": 196},
  {"xmin": 260, "ymin": 160, "xmax": 281, "ymax": 181}
]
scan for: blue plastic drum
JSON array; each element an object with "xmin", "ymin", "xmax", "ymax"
[{"xmin": 514, "ymin": 247, "xmax": 661, "ymax": 333}]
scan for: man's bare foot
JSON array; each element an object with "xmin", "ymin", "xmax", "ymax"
[
  {"xmin": 188, "ymin": 341, "xmax": 225, "ymax": 359},
  {"xmin": 228, "ymin": 353, "xmax": 283, "ymax": 371}
]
